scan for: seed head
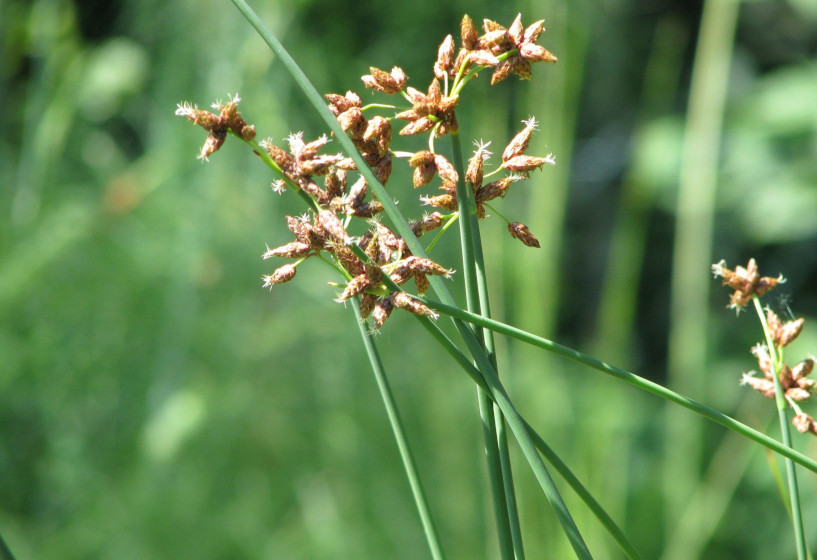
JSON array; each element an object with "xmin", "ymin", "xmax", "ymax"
[
  {"xmin": 502, "ymin": 153, "xmax": 555, "ymax": 173},
  {"xmin": 434, "ymin": 35, "xmax": 456, "ymax": 79},
  {"xmin": 362, "ymin": 66, "xmax": 408, "ymax": 94},
  {"xmin": 508, "ymin": 222, "xmax": 540, "ymax": 248},
  {"xmin": 712, "ymin": 259, "xmax": 785, "ymax": 312},
  {"xmin": 262, "ymin": 263, "xmax": 297, "ymax": 287},
  {"xmin": 503, "ymin": 117, "xmax": 538, "ymax": 162}
]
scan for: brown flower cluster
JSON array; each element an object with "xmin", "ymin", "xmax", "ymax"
[
  {"xmin": 175, "ymin": 94, "xmax": 256, "ymax": 160},
  {"xmin": 263, "ymin": 211, "xmax": 451, "ymax": 329},
  {"xmin": 450, "ymin": 14, "xmax": 557, "ymax": 85},
  {"xmin": 177, "ymin": 13, "xmax": 558, "ymax": 328},
  {"xmin": 715, "ymin": 259, "xmax": 817, "ymax": 436},
  {"xmin": 421, "ymin": 119, "xmax": 554, "ymax": 245},
  {"xmin": 712, "ymin": 258, "xmax": 783, "ymax": 311}
]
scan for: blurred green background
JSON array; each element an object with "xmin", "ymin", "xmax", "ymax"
[{"xmin": 2, "ymin": 0, "xmax": 817, "ymax": 558}]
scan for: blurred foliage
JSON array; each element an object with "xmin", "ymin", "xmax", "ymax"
[{"xmin": 1, "ymin": 0, "xmax": 817, "ymax": 558}]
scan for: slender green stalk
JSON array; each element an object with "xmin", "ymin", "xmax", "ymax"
[
  {"xmin": 416, "ymin": 295, "xmax": 817, "ymax": 475},
  {"xmin": 450, "ymin": 130, "xmax": 525, "ymax": 559},
  {"xmin": 448, "ymin": 124, "xmax": 515, "ymax": 560},
  {"xmin": 752, "ymin": 297, "xmax": 807, "ymax": 560},
  {"xmin": 351, "ymin": 301, "xmax": 446, "ymax": 560},
  {"xmin": 414, "ymin": 316, "xmax": 642, "ymax": 560}
]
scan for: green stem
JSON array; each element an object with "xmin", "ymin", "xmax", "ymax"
[
  {"xmin": 450, "ymin": 131, "xmax": 525, "ymax": 559},
  {"xmin": 416, "ymin": 295, "xmax": 817, "ymax": 475},
  {"xmin": 752, "ymin": 297, "xmax": 807, "ymax": 560},
  {"xmin": 414, "ymin": 316, "xmax": 642, "ymax": 560},
  {"xmin": 351, "ymin": 301, "xmax": 446, "ymax": 560},
  {"xmin": 450, "ymin": 128, "xmax": 515, "ymax": 560}
]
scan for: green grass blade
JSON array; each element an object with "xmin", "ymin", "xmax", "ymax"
[
  {"xmin": 351, "ymin": 301, "xmax": 446, "ymax": 560},
  {"xmin": 417, "ymin": 296, "xmax": 817, "ymax": 475},
  {"xmin": 449, "ymin": 130, "xmax": 525, "ymax": 560},
  {"xmin": 414, "ymin": 317, "xmax": 642, "ymax": 560}
]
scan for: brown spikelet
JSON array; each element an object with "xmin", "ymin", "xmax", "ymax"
[
  {"xmin": 372, "ymin": 295, "xmax": 395, "ymax": 329},
  {"xmin": 359, "ymin": 293, "xmax": 377, "ymax": 319},
  {"xmin": 475, "ymin": 177, "xmax": 515, "ymax": 203},
  {"xmin": 461, "ymin": 15, "xmax": 479, "ymax": 50},
  {"xmin": 502, "ymin": 154, "xmax": 555, "ymax": 172},
  {"xmin": 508, "ymin": 222, "xmax": 540, "ymax": 248},
  {"xmin": 393, "ymin": 291, "xmax": 438, "ymax": 319},
  {"xmin": 362, "ymin": 66, "xmax": 404, "ymax": 94},
  {"xmin": 263, "ymin": 241, "xmax": 311, "ymax": 259},
  {"xmin": 503, "ymin": 118, "xmax": 537, "ymax": 161},
  {"xmin": 262, "ymin": 263, "xmax": 297, "ymax": 287},
  {"xmin": 422, "ymin": 193, "xmax": 458, "ymax": 211},
  {"xmin": 434, "ymin": 154, "xmax": 459, "ymax": 183},
  {"xmin": 339, "ymin": 273, "xmax": 374, "ymax": 301},
  {"xmin": 434, "ymin": 35, "xmax": 456, "ymax": 79}
]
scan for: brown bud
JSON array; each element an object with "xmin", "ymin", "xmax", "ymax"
[
  {"xmin": 325, "ymin": 92, "xmax": 356, "ymax": 116},
  {"xmin": 476, "ymin": 177, "xmax": 515, "ymax": 203},
  {"xmin": 751, "ymin": 344, "xmax": 775, "ymax": 378},
  {"xmin": 461, "ymin": 15, "xmax": 479, "ymax": 50},
  {"xmin": 264, "ymin": 142, "xmax": 295, "ymax": 172},
  {"xmin": 793, "ymin": 414, "xmax": 817, "ymax": 435},
  {"xmin": 414, "ymin": 273, "xmax": 430, "ymax": 295},
  {"xmin": 468, "ymin": 49, "xmax": 500, "ymax": 67},
  {"xmin": 792, "ymin": 358, "xmax": 815, "ymax": 381},
  {"xmin": 777, "ymin": 318, "xmax": 805, "ymax": 348},
  {"xmin": 262, "ymin": 263, "xmax": 297, "ymax": 287},
  {"xmin": 502, "ymin": 154, "xmax": 555, "ymax": 172},
  {"xmin": 465, "ymin": 151, "xmax": 485, "ymax": 189},
  {"xmin": 200, "ymin": 131, "xmax": 227, "ymax": 160},
  {"xmin": 359, "ymin": 292, "xmax": 377, "ymax": 319},
  {"xmin": 421, "ymin": 193, "xmax": 458, "ymax": 211},
  {"xmin": 508, "ymin": 222, "xmax": 540, "ymax": 248},
  {"xmin": 434, "ymin": 154, "xmax": 459, "ymax": 183},
  {"xmin": 352, "ymin": 201, "xmax": 384, "ymax": 218},
  {"xmin": 503, "ymin": 118, "xmax": 537, "ymax": 162},
  {"xmin": 393, "ymin": 291, "xmax": 438, "ymax": 319},
  {"xmin": 372, "ymin": 295, "xmax": 395, "ymax": 329},
  {"xmin": 263, "ymin": 241, "xmax": 311, "ymax": 259},
  {"xmin": 317, "ymin": 210, "xmax": 349, "ymax": 245},
  {"xmin": 362, "ymin": 66, "xmax": 404, "ymax": 94},
  {"xmin": 399, "ymin": 117, "xmax": 436, "ymax": 136},
  {"xmin": 786, "ymin": 387, "xmax": 812, "ymax": 402},
  {"xmin": 520, "ymin": 43, "xmax": 557, "ymax": 63},
  {"xmin": 490, "ymin": 58, "xmax": 516, "ymax": 85},
  {"xmin": 411, "ymin": 212, "xmax": 444, "ymax": 236},
  {"xmin": 413, "ymin": 164, "xmax": 436, "ymax": 188},
  {"xmin": 325, "ymin": 169, "xmax": 347, "ymax": 198},
  {"xmin": 363, "ymin": 116, "xmax": 392, "ymax": 157},
  {"xmin": 333, "ymin": 244, "xmax": 365, "ymax": 276},
  {"xmin": 409, "ymin": 150, "xmax": 436, "ymax": 167},
  {"xmin": 337, "ymin": 107, "xmax": 366, "ymax": 137},
  {"xmin": 524, "ymin": 19, "xmax": 546, "ymax": 44},
  {"xmin": 741, "ymin": 372, "xmax": 776, "ymax": 398},
  {"xmin": 339, "ymin": 273, "xmax": 374, "ymax": 301},
  {"xmin": 508, "ymin": 14, "xmax": 524, "ymax": 44},
  {"xmin": 434, "ymin": 35, "xmax": 456, "ymax": 79}
]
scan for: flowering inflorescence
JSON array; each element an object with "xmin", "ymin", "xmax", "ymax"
[
  {"xmin": 177, "ymin": 14, "xmax": 557, "ymax": 328},
  {"xmin": 713, "ymin": 259, "xmax": 817, "ymax": 435}
]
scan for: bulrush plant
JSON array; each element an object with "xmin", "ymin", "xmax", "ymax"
[
  {"xmin": 713, "ymin": 259, "xmax": 815, "ymax": 559},
  {"xmin": 177, "ymin": 2, "xmax": 817, "ymax": 558}
]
